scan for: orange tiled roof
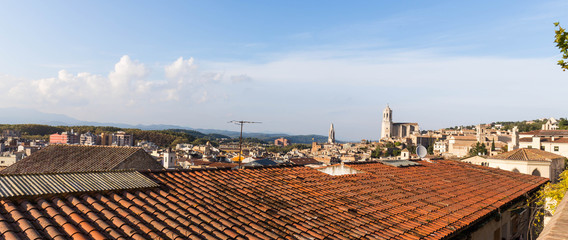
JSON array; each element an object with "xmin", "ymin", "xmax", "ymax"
[
  {"xmin": 491, "ymin": 148, "xmax": 565, "ymax": 161},
  {"xmin": 1, "ymin": 145, "xmax": 162, "ymax": 174},
  {"xmin": 0, "ymin": 161, "xmax": 546, "ymax": 239},
  {"xmin": 519, "ymin": 137, "xmax": 568, "ymax": 143},
  {"xmin": 521, "ymin": 130, "xmax": 568, "ymax": 136}
]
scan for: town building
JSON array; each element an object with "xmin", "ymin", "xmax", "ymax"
[
  {"xmin": 1, "ymin": 145, "xmax": 162, "ymax": 174},
  {"xmin": 100, "ymin": 132, "xmax": 112, "ymax": 145},
  {"xmin": 542, "ymin": 117, "xmax": 559, "ymax": 130},
  {"xmin": 0, "ymin": 152, "xmax": 23, "ymax": 169},
  {"xmin": 49, "ymin": 130, "xmax": 79, "ymax": 145},
  {"xmin": 274, "ymin": 137, "xmax": 290, "ymax": 146},
  {"xmin": 162, "ymin": 148, "xmax": 177, "ymax": 169},
  {"xmin": 79, "ymin": 131, "xmax": 99, "ymax": 145},
  {"xmin": 112, "ymin": 131, "xmax": 134, "ymax": 146},
  {"xmin": 518, "ymin": 130, "xmax": 568, "ymax": 158},
  {"xmin": 0, "ymin": 160, "xmax": 547, "ymax": 239},
  {"xmin": 447, "ymin": 135, "xmax": 477, "ymax": 157},
  {"xmin": 433, "ymin": 140, "xmax": 448, "ymax": 153},
  {"xmin": 380, "ymin": 105, "xmax": 419, "ymax": 140},
  {"xmin": 1, "ymin": 129, "xmax": 20, "ymax": 138},
  {"xmin": 464, "ymin": 148, "xmax": 566, "ymax": 183}
]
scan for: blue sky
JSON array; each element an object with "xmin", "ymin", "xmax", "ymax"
[{"xmin": 0, "ymin": 1, "xmax": 567, "ymax": 141}]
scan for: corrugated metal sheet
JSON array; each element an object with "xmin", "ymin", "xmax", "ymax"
[
  {"xmin": 0, "ymin": 171, "xmax": 159, "ymax": 198},
  {"xmin": 381, "ymin": 160, "xmax": 421, "ymax": 167}
]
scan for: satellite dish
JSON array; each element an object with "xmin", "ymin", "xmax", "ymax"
[{"xmin": 416, "ymin": 145, "xmax": 427, "ymax": 158}]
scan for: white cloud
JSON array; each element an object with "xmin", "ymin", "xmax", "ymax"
[
  {"xmin": 164, "ymin": 57, "xmax": 196, "ymax": 80},
  {"xmin": 1, "ymin": 50, "xmax": 566, "ymax": 140},
  {"xmin": 0, "ymin": 55, "xmax": 225, "ymax": 112},
  {"xmin": 162, "ymin": 57, "xmax": 223, "ymax": 101},
  {"xmin": 109, "ymin": 55, "xmax": 149, "ymax": 95}
]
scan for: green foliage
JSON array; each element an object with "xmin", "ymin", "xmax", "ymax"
[
  {"xmin": 427, "ymin": 144, "xmax": 434, "ymax": 155},
  {"xmin": 531, "ymin": 170, "xmax": 568, "ymax": 235},
  {"xmin": 559, "ymin": 118, "xmax": 568, "ymax": 130},
  {"xmin": 539, "ymin": 170, "xmax": 568, "ymax": 215},
  {"xmin": 554, "ymin": 22, "xmax": 568, "ymax": 71},
  {"xmin": 469, "ymin": 142, "xmax": 488, "ymax": 156},
  {"xmin": 384, "ymin": 142, "xmax": 396, "ymax": 148},
  {"xmin": 390, "ymin": 148, "xmax": 401, "ymax": 157},
  {"xmin": 265, "ymin": 144, "xmax": 310, "ymax": 154},
  {"xmin": 495, "ymin": 119, "xmax": 546, "ymax": 132},
  {"xmin": 0, "ymin": 124, "xmax": 65, "ymax": 136},
  {"xmin": 491, "ymin": 140, "xmax": 496, "ymax": 151},
  {"xmin": 191, "ymin": 138, "xmax": 220, "ymax": 147},
  {"xmin": 371, "ymin": 145, "xmax": 383, "ymax": 158},
  {"xmin": 0, "ymin": 124, "xmax": 232, "ymax": 148},
  {"xmin": 223, "ymin": 137, "xmax": 268, "ymax": 145},
  {"xmin": 381, "ymin": 141, "xmax": 403, "ymax": 157},
  {"xmin": 407, "ymin": 145, "xmax": 417, "ymax": 154}
]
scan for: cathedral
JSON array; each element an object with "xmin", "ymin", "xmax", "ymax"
[{"xmin": 380, "ymin": 105, "xmax": 419, "ymax": 140}]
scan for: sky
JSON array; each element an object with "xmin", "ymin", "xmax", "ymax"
[{"xmin": 0, "ymin": 0, "xmax": 567, "ymax": 141}]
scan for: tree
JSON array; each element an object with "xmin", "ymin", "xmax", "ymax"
[
  {"xmin": 502, "ymin": 144, "xmax": 508, "ymax": 153},
  {"xmin": 371, "ymin": 145, "xmax": 383, "ymax": 158},
  {"xmin": 491, "ymin": 139, "xmax": 496, "ymax": 151},
  {"xmin": 528, "ymin": 169, "xmax": 568, "ymax": 238},
  {"xmin": 554, "ymin": 22, "xmax": 568, "ymax": 71},
  {"xmin": 407, "ymin": 144, "xmax": 417, "ymax": 154},
  {"xmin": 469, "ymin": 142, "xmax": 488, "ymax": 156}
]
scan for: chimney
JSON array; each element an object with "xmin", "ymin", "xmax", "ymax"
[{"xmin": 532, "ymin": 137, "xmax": 541, "ymax": 148}]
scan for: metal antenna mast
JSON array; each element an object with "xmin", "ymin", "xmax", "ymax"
[{"xmin": 228, "ymin": 120, "xmax": 261, "ymax": 168}]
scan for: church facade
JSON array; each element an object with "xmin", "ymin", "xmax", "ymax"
[{"xmin": 380, "ymin": 105, "xmax": 419, "ymax": 140}]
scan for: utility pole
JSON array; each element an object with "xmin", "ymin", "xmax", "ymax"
[{"xmin": 228, "ymin": 120, "xmax": 261, "ymax": 168}]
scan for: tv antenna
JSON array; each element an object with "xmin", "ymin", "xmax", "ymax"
[{"xmin": 228, "ymin": 120, "xmax": 261, "ymax": 168}]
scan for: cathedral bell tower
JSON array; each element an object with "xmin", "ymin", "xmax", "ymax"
[{"xmin": 381, "ymin": 105, "xmax": 392, "ymax": 139}]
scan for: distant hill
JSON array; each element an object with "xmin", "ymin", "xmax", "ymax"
[
  {"xmin": 194, "ymin": 128, "xmax": 329, "ymax": 144},
  {"xmin": 0, "ymin": 108, "xmax": 333, "ymax": 144}
]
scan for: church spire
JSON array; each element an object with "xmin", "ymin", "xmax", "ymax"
[{"xmin": 328, "ymin": 123, "xmax": 336, "ymax": 144}]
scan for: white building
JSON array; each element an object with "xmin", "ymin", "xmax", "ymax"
[
  {"xmin": 80, "ymin": 132, "xmax": 99, "ymax": 145},
  {"xmin": 433, "ymin": 140, "xmax": 447, "ymax": 153},
  {"xmin": 542, "ymin": 118, "xmax": 559, "ymax": 130},
  {"xmin": 518, "ymin": 130, "xmax": 568, "ymax": 158},
  {"xmin": 465, "ymin": 148, "xmax": 566, "ymax": 183},
  {"xmin": 112, "ymin": 131, "xmax": 134, "ymax": 146}
]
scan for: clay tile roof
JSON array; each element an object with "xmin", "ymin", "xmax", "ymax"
[
  {"xmin": 0, "ymin": 161, "xmax": 547, "ymax": 239},
  {"xmin": 520, "ymin": 137, "xmax": 568, "ymax": 143},
  {"xmin": 491, "ymin": 148, "xmax": 566, "ymax": 161},
  {"xmin": 521, "ymin": 130, "xmax": 568, "ymax": 136},
  {"xmin": 1, "ymin": 145, "xmax": 163, "ymax": 174}
]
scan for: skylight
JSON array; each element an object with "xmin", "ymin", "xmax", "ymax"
[
  {"xmin": 380, "ymin": 160, "xmax": 421, "ymax": 168},
  {"xmin": 317, "ymin": 164, "xmax": 363, "ymax": 176}
]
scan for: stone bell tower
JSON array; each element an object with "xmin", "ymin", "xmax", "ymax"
[{"xmin": 381, "ymin": 105, "xmax": 392, "ymax": 139}]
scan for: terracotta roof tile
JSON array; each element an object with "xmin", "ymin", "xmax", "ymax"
[
  {"xmin": 0, "ymin": 161, "xmax": 548, "ymax": 239},
  {"xmin": 491, "ymin": 148, "xmax": 565, "ymax": 161},
  {"xmin": 1, "ymin": 145, "xmax": 162, "ymax": 174}
]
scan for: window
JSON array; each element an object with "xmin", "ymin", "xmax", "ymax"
[
  {"xmin": 555, "ymin": 146, "xmax": 559, "ymax": 151},
  {"xmin": 493, "ymin": 228, "xmax": 500, "ymax": 240}
]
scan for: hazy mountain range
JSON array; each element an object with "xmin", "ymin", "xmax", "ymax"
[{"xmin": 0, "ymin": 108, "xmax": 330, "ymax": 143}]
